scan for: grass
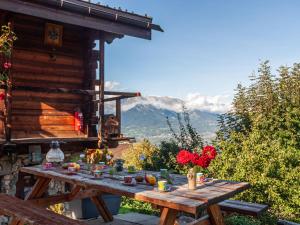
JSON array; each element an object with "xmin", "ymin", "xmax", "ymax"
[{"xmin": 119, "ymin": 198, "xmax": 278, "ymax": 225}]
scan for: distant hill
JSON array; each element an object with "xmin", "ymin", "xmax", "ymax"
[{"xmin": 104, "ymin": 96, "xmax": 220, "ymax": 144}]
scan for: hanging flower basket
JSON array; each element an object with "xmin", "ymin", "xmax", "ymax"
[{"xmin": 0, "ymin": 23, "xmax": 17, "ymax": 85}]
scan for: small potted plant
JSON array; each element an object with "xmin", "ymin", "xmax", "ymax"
[{"xmin": 176, "ymin": 145, "xmax": 217, "ymax": 190}]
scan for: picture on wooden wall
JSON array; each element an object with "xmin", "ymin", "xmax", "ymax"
[{"xmin": 44, "ymin": 23, "xmax": 63, "ymax": 47}]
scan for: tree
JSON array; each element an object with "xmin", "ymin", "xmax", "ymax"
[
  {"xmin": 212, "ymin": 61, "xmax": 300, "ymax": 222},
  {"xmin": 166, "ymin": 105, "xmax": 203, "ymax": 151}
]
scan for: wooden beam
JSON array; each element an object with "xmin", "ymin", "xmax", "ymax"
[
  {"xmin": 25, "ymin": 177, "xmax": 51, "ymax": 200},
  {"xmin": 29, "ymin": 189, "xmax": 102, "ymax": 207},
  {"xmin": 207, "ymin": 204, "xmax": 225, "ymax": 225},
  {"xmin": 116, "ymin": 99, "xmax": 121, "ymax": 134},
  {"xmin": 103, "ymin": 95, "xmax": 137, "ymax": 102},
  {"xmin": 8, "ymin": 85, "xmax": 96, "ymax": 95},
  {"xmin": 0, "ymin": 0, "xmax": 152, "ymax": 40},
  {"xmin": 91, "ymin": 195, "xmax": 113, "ymax": 222},
  {"xmin": 103, "ymin": 91, "xmax": 141, "ymax": 97},
  {"xmin": 98, "ymin": 35, "xmax": 105, "ymax": 147},
  {"xmin": 159, "ymin": 208, "xmax": 178, "ymax": 225}
]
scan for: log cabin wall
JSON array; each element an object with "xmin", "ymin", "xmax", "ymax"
[{"xmin": 7, "ymin": 14, "xmax": 97, "ymax": 140}]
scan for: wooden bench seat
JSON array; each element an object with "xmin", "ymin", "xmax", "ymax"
[
  {"xmin": 0, "ymin": 194, "xmax": 85, "ymax": 225},
  {"xmin": 218, "ymin": 200, "xmax": 268, "ymax": 217}
]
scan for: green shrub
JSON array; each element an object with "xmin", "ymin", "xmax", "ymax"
[
  {"xmin": 225, "ymin": 215, "xmax": 261, "ymax": 225},
  {"xmin": 224, "ymin": 213, "xmax": 277, "ymax": 225},
  {"xmin": 120, "ymin": 197, "xmax": 159, "ymax": 215},
  {"xmin": 151, "ymin": 140, "xmax": 182, "ymax": 172},
  {"xmin": 122, "ymin": 139, "xmax": 159, "ymax": 170},
  {"xmin": 212, "ymin": 61, "xmax": 300, "ymax": 222}
]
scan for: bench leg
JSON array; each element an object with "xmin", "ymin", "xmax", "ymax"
[
  {"xmin": 10, "ymin": 218, "xmax": 23, "ymax": 225},
  {"xmin": 90, "ymin": 195, "xmax": 113, "ymax": 222},
  {"xmin": 159, "ymin": 207, "xmax": 178, "ymax": 225},
  {"xmin": 207, "ymin": 204, "xmax": 225, "ymax": 225}
]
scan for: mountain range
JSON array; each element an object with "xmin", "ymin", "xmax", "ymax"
[{"xmin": 105, "ymin": 96, "xmax": 220, "ymax": 144}]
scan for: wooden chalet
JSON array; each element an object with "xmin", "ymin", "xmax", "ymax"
[{"xmin": 0, "ymin": 0, "xmax": 162, "ymax": 155}]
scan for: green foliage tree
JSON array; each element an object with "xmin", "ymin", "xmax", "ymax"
[
  {"xmin": 211, "ymin": 61, "xmax": 300, "ymax": 222},
  {"xmin": 167, "ymin": 106, "xmax": 204, "ymax": 151}
]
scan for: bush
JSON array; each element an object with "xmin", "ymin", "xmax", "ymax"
[
  {"xmin": 151, "ymin": 140, "xmax": 182, "ymax": 173},
  {"xmin": 122, "ymin": 139, "xmax": 159, "ymax": 170},
  {"xmin": 120, "ymin": 197, "xmax": 159, "ymax": 216},
  {"xmin": 212, "ymin": 61, "xmax": 300, "ymax": 222},
  {"xmin": 225, "ymin": 215, "xmax": 261, "ymax": 225},
  {"xmin": 224, "ymin": 213, "xmax": 277, "ymax": 225}
]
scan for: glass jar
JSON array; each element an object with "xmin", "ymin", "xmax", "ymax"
[
  {"xmin": 46, "ymin": 141, "xmax": 64, "ymax": 164},
  {"xmin": 115, "ymin": 159, "xmax": 124, "ymax": 172}
]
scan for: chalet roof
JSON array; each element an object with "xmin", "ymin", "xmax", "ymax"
[{"xmin": 0, "ymin": 0, "xmax": 163, "ymax": 40}]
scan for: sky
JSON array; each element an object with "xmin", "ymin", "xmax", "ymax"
[{"xmin": 94, "ymin": 0, "xmax": 300, "ymax": 112}]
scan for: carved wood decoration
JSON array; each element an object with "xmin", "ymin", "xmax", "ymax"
[{"xmin": 44, "ymin": 23, "xmax": 63, "ymax": 47}]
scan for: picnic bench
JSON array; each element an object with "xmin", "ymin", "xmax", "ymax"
[
  {"xmin": 218, "ymin": 200, "xmax": 268, "ymax": 217},
  {"xmin": 0, "ymin": 193, "xmax": 85, "ymax": 225},
  {"xmin": 16, "ymin": 166, "xmax": 250, "ymax": 225}
]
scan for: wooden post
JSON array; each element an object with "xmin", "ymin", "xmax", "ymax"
[
  {"xmin": 98, "ymin": 34, "xmax": 105, "ymax": 147},
  {"xmin": 116, "ymin": 99, "xmax": 121, "ymax": 135},
  {"xmin": 84, "ymin": 30, "xmax": 97, "ymax": 137}
]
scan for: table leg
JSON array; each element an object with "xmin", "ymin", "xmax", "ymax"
[
  {"xmin": 25, "ymin": 177, "xmax": 51, "ymax": 200},
  {"xmin": 15, "ymin": 172, "xmax": 25, "ymax": 199},
  {"xmin": 10, "ymin": 218, "xmax": 23, "ymax": 225},
  {"xmin": 91, "ymin": 195, "xmax": 113, "ymax": 222},
  {"xmin": 159, "ymin": 207, "xmax": 178, "ymax": 225},
  {"xmin": 207, "ymin": 204, "xmax": 225, "ymax": 225}
]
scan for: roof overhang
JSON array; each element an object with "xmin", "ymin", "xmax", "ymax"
[{"xmin": 0, "ymin": 0, "xmax": 163, "ymax": 40}]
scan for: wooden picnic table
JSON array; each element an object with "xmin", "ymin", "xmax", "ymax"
[{"xmin": 16, "ymin": 166, "xmax": 249, "ymax": 225}]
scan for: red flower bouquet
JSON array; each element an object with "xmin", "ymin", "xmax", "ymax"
[
  {"xmin": 176, "ymin": 145, "xmax": 217, "ymax": 190},
  {"xmin": 176, "ymin": 145, "xmax": 217, "ymax": 169}
]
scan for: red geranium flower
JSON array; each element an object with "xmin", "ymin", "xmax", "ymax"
[
  {"xmin": 191, "ymin": 152, "xmax": 200, "ymax": 164},
  {"xmin": 3, "ymin": 62, "xmax": 11, "ymax": 69},
  {"xmin": 194, "ymin": 154, "xmax": 211, "ymax": 168},
  {"xmin": 202, "ymin": 145, "xmax": 217, "ymax": 160},
  {"xmin": 0, "ymin": 93, "xmax": 5, "ymax": 100},
  {"xmin": 176, "ymin": 149, "xmax": 193, "ymax": 165}
]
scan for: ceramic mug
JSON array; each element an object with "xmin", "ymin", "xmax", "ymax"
[
  {"xmin": 158, "ymin": 180, "xmax": 168, "ymax": 191},
  {"xmin": 196, "ymin": 173, "xmax": 205, "ymax": 183},
  {"xmin": 94, "ymin": 170, "xmax": 102, "ymax": 178}
]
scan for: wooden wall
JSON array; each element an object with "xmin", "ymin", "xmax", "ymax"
[{"xmin": 0, "ymin": 14, "xmax": 97, "ymax": 139}]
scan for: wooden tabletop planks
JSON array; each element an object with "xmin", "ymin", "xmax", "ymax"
[{"xmin": 20, "ymin": 166, "xmax": 249, "ymax": 215}]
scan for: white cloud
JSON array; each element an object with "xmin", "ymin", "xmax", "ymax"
[
  {"xmin": 104, "ymin": 81, "xmax": 120, "ymax": 91},
  {"xmin": 122, "ymin": 96, "xmax": 184, "ymax": 112},
  {"xmin": 120, "ymin": 94, "xmax": 232, "ymax": 113},
  {"xmin": 185, "ymin": 93, "xmax": 232, "ymax": 113},
  {"xmin": 101, "ymin": 81, "xmax": 232, "ymax": 113}
]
